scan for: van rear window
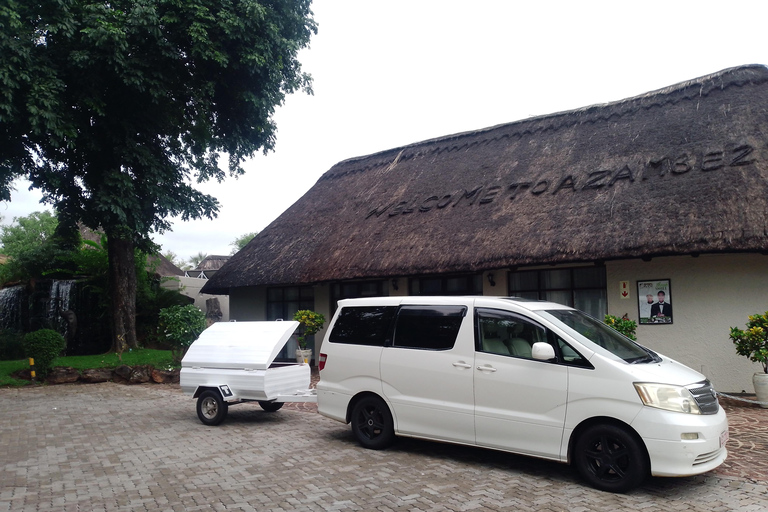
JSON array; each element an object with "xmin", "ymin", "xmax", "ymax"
[
  {"xmin": 393, "ymin": 305, "xmax": 467, "ymax": 350},
  {"xmin": 328, "ymin": 306, "xmax": 397, "ymax": 346}
]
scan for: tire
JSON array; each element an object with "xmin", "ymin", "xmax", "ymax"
[
  {"xmin": 350, "ymin": 395, "xmax": 395, "ymax": 450},
  {"xmin": 196, "ymin": 390, "xmax": 228, "ymax": 426},
  {"xmin": 259, "ymin": 401, "xmax": 284, "ymax": 412},
  {"xmin": 573, "ymin": 423, "xmax": 649, "ymax": 493}
]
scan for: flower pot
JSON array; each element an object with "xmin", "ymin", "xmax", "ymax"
[
  {"xmin": 296, "ymin": 348, "xmax": 312, "ymax": 365},
  {"xmin": 753, "ymin": 372, "xmax": 768, "ymax": 409}
]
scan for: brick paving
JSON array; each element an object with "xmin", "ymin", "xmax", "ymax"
[{"xmin": 1, "ymin": 382, "xmax": 766, "ymax": 512}]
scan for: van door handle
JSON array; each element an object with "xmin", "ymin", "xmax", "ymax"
[
  {"xmin": 452, "ymin": 362, "xmax": 472, "ymax": 369},
  {"xmin": 476, "ymin": 365, "xmax": 497, "ymax": 372}
]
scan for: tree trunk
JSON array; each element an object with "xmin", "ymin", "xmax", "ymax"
[{"xmin": 107, "ymin": 233, "xmax": 138, "ymax": 352}]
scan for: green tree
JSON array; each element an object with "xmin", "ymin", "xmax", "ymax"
[
  {"xmin": 0, "ymin": 211, "xmax": 62, "ymax": 283},
  {"xmin": 230, "ymin": 231, "xmax": 259, "ymax": 254},
  {"xmin": 0, "ymin": 1, "xmax": 316, "ymax": 351},
  {"xmin": 186, "ymin": 251, "xmax": 208, "ymax": 270}
]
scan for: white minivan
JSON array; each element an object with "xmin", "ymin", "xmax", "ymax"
[{"xmin": 316, "ymin": 296, "xmax": 728, "ymax": 493}]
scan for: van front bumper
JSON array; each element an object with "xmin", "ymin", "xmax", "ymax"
[{"xmin": 631, "ymin": 406, "xmax": 728, "ymax": 477}]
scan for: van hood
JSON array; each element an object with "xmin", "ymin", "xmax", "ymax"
[{"xmin": 603, "ymin": 353, "xmax": 708, "ymax": 387}]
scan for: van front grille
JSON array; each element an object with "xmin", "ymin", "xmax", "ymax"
[{"xmin": 688, "ymin": 380, "xmax": 719, "ymax": 415}]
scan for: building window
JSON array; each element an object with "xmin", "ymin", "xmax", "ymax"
[
  {"xmin": 266, "ymin": 286, "xmax": 314, "ymax": 359},
  {"xmin": 330, "ymin": 280, "xmax": 385, "ymax": 314},
  {"xmin": 508, "ymin": 267, "xmax": 607, "ymax": 318},
  {"xmin": 409, "ymin": 274, "xmax": 483, "ymax": 296}
]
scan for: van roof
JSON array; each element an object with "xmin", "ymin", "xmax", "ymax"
[{"xmin": 335, "ymin": 296, "xmax": 573, "ymax": 312}]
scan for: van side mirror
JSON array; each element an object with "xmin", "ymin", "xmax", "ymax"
[{"xmin": 531, "ymin": 342, "xmax": 556, "ymax": 361}]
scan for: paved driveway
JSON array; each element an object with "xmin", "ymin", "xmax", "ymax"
[{"xmin": 1, "ymin": 383, "xmax": 766, "ymax": 512}]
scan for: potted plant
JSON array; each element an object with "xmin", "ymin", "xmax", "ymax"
[
  {"xmin": 293, "ymin": 310, "xmax": 325, "ymax": 364},
  {"xmin": 729, "ymin": 311, "xmax": 768, "ymax": 408}
]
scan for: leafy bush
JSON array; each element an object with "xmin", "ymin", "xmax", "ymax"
[
  {"xmin": 23, "ymin": 329, "xmax": 66, "ymax": 376},
  {"xmin": 0, "ymin": 329, "xmax": 25, "ymax": 361},
  {"xmin": 293, "ymin": 310, "xmax": 326, "ymax": 349},
  {"xmin": 604, "ymin": 315, "xmax": 637, "ymax": 341},
  {"xmin": 730, "ymin": 311, "xmax": 768, "ymax": 374},
  {"xmin": 158, "ymin": 305, "xmax": 207, "ymax": 364}
]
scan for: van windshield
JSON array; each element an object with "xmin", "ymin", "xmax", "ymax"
[{"xmin": 539, "ymin": 309, "xmax": 659, "ymax": 364}]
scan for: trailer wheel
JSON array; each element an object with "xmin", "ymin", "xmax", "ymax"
[
  {"xmin": 197, "ymin": 390, "xmax": 228, "ymax": 426},
  {"xmin": 351, "ymin": 395, "xmax": 395, "ymax": 450},
  {"xmin": 258, "ymin": 401, "xmax": 284, "ymax": 412}
]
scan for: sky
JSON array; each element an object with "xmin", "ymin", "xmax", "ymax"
[{"xmin": 2, "ymin": 0, "xmax": 767, "ymax": 262}]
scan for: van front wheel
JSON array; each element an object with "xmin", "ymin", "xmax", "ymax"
[
  {"xmin": 351, "ymin": 396, "xmax": 395, "ymax": 450},
  {"xmin": 573, "ymin": 423, "xmax": 648, "ymax": 493}
]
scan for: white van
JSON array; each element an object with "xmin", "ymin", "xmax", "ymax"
[{"xmin": 316, "ymin": 297, "xmax": 728, "ymax": 493}]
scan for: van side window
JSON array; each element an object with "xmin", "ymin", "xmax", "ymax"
[
  {"xmin": 555, "ymin": 336, "xmax": 592, "ymax": 368},
  {"xmin": 328, "ymin": 306, "xmax": 397, "ymax": 346},
  {"xmin": 393, "ymin": 305, "xmax": 467, "ymax": 350},
  {"xmin": 475, "ymin": 308, "xmax": 548, "ymax": 359}
]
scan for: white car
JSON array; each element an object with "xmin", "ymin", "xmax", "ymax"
[{"xmin": 316, "ymin": 296, "xmax": 728, "ymax": 493}]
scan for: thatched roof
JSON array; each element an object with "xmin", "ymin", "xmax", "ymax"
[
  {"xmin": 195, "ymin": 255, "xmax": 230, "ymax": 271},
  {"xmin": 203, "ymin": 65, "xmax": 768, "ymax": 295},
  {"xmin": 150, "ymin": 254, "xmax": 185, "ymax": 277}
]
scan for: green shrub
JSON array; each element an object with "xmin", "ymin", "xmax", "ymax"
[
  {"xmin": 604, "ymin": 315, "xmax": 637, "ymax": 341},
  {"xmin": 158, "ymin": 305, "xmax": 207, "ymax": 364},
  {"xmin": 0, "ymin": 330, "xmax": 26, "ymax": 361},
  {"xmin": 293, "ymin": 310, "xmax": 326, "ymax": 349},
  {"xmin": 23, "ymin": 329, "xmax": 66, "ymax": 376},
  {"xmin": 730, "ymin": 311, "xmax": 768, "ymax": 374}
]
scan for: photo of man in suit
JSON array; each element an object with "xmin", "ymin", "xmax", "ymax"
[{"xmin": 649, "ymin": 290, "xmax": 672, "ymax": 320}]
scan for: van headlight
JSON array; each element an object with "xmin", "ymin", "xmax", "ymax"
[{"xmin": 634, "ymin": 382, "xmax": 702, "ymax": 414}]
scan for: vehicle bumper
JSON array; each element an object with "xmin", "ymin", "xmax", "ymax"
[{"xmin": 631, "ymin": 406, "xmax": 729, "ymax": 477}]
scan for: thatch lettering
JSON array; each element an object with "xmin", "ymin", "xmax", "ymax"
[
  {"xmin": 531, "ymin": 180, "xmax": 549, "ymax": 195},
  {"xmin": 419, "ymin": 196, "xmax": 439, "ymax": 212},
  {"xmin": 583, "ymin": 170, "xmax": 611, "ymax": 189},
  {"xmin": 552, "ymin": 175, "xmax": 576, "ymax": 194},
  {"xmin": 436, "ymin": 195, "xmax": 453, "ymax": 208},
  {"xmin": 388, "ymin": 201, "xmax": 412, "ymax": 216},
  {"xmin": 608, "ymin": 166, "xmax": 634, "ymax": 186},
  {"xmin": 508, "ymin": 182, "xmax": 532, "ymax": 200},
  {"xmin": 366, "ymin": 203, "xmax": 393, "ymax": 219},
  {"xmin": 729, "ymin": 145, "xmax": 755, "ymax": 167},
  {"xmin": 701, "ymin": 150, "xmax": 724, "ymax": 172},
  {"xmin": 672, "ymin": 154, "xmax": 692, "ymax": 174},
  {"xmin": 479, "ymin": 185, "xmax": 502, "ymax": 204},
  {"xmin": 452, "ymin": 186, "xmax": 483, "ymax": 207}
]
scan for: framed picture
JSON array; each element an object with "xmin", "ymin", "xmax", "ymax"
[{"xmin": 637, "ymin": 279, "xmax": 672, "ymax": 324}]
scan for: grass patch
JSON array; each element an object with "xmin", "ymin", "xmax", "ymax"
[
  {"xmin": 0, "ymin": 348, "xmax": 174, "ymax": 387},
  {"xmin": 0, "ymin": 359, "xmax": 30, "ymax": 387}
]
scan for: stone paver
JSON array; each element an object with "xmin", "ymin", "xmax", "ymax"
[{"xmin": 1, "ymin": 382, "xmax": 766, "ymax": 512}]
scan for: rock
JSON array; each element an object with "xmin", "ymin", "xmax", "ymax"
[
  {"xmin": 128, "ymin": 365, "xmax": 151, "ymax": 384},
  {"xmin": 46, "ymin": 367, "xmax": 80, "ymax": 384},
  {"xmin": 151, "ymin": 369, "xmax": 180, "ymax": 384},
  {"xmin": 113, "ymin": 365, "xmax": 132, "ymax": 383},
  {"xmin": 80, "ymin": 368, "xmax": 113, "ymax": 383}
]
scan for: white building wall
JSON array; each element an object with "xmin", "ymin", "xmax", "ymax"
[
  {"xmin": 162, "ymin": 276, "xmax": 230, "ymax": 322},
  {"xmin": 606, "ymin": 254, "xmax": 768, "ymax": 393}
]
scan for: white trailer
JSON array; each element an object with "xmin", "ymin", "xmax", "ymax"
[{"xmin": 180, "ymin": 321, "xmax": 316, "ymax": 425}]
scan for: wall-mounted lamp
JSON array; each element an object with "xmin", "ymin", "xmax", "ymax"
[
  {"xmin": 391, "ymin": 278, "xmax": 399, "ymax": 291},
  {"xmin": 487, "ymin": 273, "xmax": 496, "ymax": 287}
]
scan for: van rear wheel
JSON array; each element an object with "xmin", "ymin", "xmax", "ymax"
[
  {"xmin": 573, "ymin": 423, "xmax": 648, "ymax": 493},
  {"xmin": 351, "ymin": 396, "xmax": 395, "ymax": 450}
]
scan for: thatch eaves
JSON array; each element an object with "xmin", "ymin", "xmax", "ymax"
[{"xmin": 203, "ymin": 65, "xmax": 768, "ymax": 295}]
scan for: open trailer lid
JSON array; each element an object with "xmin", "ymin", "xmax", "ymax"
[{"xmin": 181, "ymin": 321, "xmax": 300, "ymax": 371}]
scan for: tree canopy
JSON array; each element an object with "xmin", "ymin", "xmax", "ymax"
[
  {"xmin": 230, "ymin": 231, "xmax": 259, "ymax": 254},
  {"xmin": 0, "ymin": 0, "xmax": 316, "ymax": 350}
]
